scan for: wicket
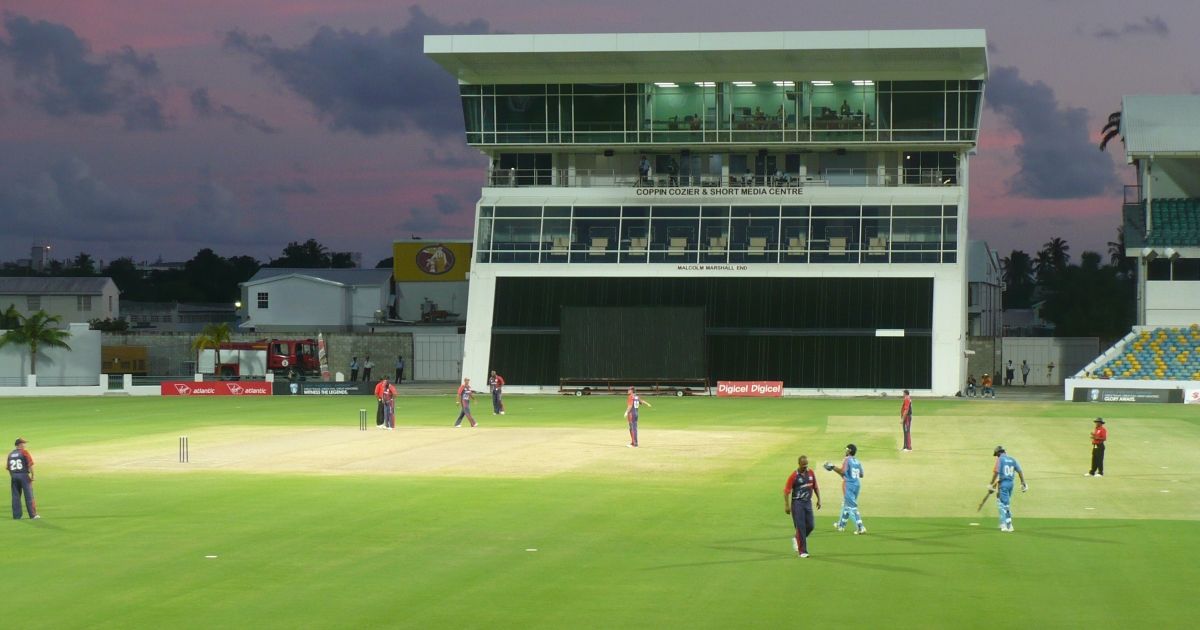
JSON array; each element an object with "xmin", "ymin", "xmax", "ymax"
[
  {"xmin": 179, "ymin": 436, "xmax": 189, "ymax": 463},
  {"xmin": 359, "ymin": 408, "xmax": 367, "ymax": 431}
]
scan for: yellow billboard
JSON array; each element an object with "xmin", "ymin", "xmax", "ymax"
[{"xmin": 393, "ymin": 241, "xmax": 472, "ymax": 282}]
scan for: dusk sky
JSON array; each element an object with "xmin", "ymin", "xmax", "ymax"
[{"xmin": 1, "ymin": 0, "xmax": 1196, "ymax": 267}]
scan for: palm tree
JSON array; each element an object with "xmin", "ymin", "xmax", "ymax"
[
  {"xmin": 1099, "ymin": 111, "xmax": 1122, "ymax": 151},
  {"xmin": 1000, "ymin": 250, "xmax": 1035, "ymax": 309},
  {"xmin": 191, "ymin": 322, "xmax": 233, "ymax": 377},
  {"xmin": 1041, "ymin": 237, "xmax": 1070, "ymax": 273},
  {"xmin": 0, "ymin": 310, "xmax": 72, "ymax": 377}
]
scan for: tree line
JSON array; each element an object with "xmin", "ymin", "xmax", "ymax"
[
  {"xmin": 1001, "ymin": 231, "xmax": 1135, "ymax": 341},
  {"xmin": 0, "ymin": 239, "xmax": 373, "ymax": 304}
]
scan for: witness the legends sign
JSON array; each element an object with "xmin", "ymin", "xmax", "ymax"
[
  {"xmin": 1072, "ymin": 387, "xmax": 1183, "ymax": 404},
  {"xmin": 273, "ymin": 381, "xmax": 375, "ymax": 396}
]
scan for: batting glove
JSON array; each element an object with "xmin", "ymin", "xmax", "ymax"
[
  {"xmin": 822, "ymin": 462, "xmax": 834, "ymax": 471},
  {"xmin": 1021, "ymin": 483, "xmax": 1028, "ymax": 492}
]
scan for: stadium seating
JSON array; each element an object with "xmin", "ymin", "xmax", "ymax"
[
  {"xmin": 1126, "ymin": 198, "xmax": 1200, "ymax": 247},
  {"xmin": 1092, "ymin": 325, "xmax": 1200, "ymax": 380}
]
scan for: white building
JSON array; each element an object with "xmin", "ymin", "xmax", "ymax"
[
  {"xmin": 238, "ymin": 268, "xmax": 394, "ymax": 332},
  {"xmin": 1119, "ymin": 95, "xmax": 1200, "ymax": 326},
  {"xmin": 426, "ymin": 29, "xmax": 987, "ymax": 395},
  {"xmin": 0, "ymin": 277, "xmax": 119, "ymax": 324},
  {"xmin": 967, "ymin": 240, "xmax": 1003, "ymax": 337}
]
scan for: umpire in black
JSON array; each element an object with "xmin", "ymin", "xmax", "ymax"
[{"xmin": 8, "ymin": 437, "xmax": 38, "ymax": 520}]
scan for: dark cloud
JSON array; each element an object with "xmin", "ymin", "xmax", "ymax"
[
  {"xmin": 274, "ymin": 180, "xmax": 317, "ymax": 195},
  {"xmin": 398, "ymin": 192, "xmax": 471, "ymax": 236},
  {"xmin": 0, "ymin": 156, "xmax": 159, "ymax": 244},
  {"xmin": 1094, "ymin": 16, "xmax": 1169, "ymax": 40},
  {"xmin": 174, "ymin": 168, "xmax": 294, "ymax": 247},
  {"xmin": 189, "ymin": 87, "xmax": 279, "ymax": 134},
  {"xmin": 0, "ymin": 13, "xmax": 168, "ymax": 131},
  {"xmin": 986, "ymin": 66, "xmax": 1116, "ymax": 199},
  {"xmin": 223, "ymin": 6, "xmax": 491, "ymax": 136}
]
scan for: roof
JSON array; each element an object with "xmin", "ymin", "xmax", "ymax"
[
  {"xmin": 426, "ymin": 29, "xmax": 988, "ymax": 84},
  {"xmin": 1121, "ymin": 95, "xmax": 1200, "ymax": 157},
  {"xmin": 0, "ymin": 277, "xmax": 115, "ymax": 296},
  {"xmin": 243, "ymin": 268, "xmax": 393, "ymax": 287}
]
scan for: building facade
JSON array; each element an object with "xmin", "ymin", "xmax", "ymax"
[
  {"xmin": 967, "ymin": 240, "xmax": 1003, "ymax": 337},
  {"xmin": 238, "ymin": 268, "xmax": 394, "ymax": 332},
  {"xmin": 0, "ymin": 277, "xmax": 119, "ymax": 324},
  {"xmin": 426, "ymin": 30, "xmax": 987, "ymax": 394},
  {"xmin": 1119, "ymin": 95, "xmax": 1200, "ymax": 327}
]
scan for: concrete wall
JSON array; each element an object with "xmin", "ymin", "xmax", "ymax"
[
  {"xmin": 246, "ymin": 277, "xmax": 348, "ymax": 329},
  {"xmin": 1145, "ymin": 157, "xmax": 1200, "ymax": 198},
  {"xmin": 1145, "ymin": 281, "xmax": 1200, "ymax": 326},
  {"xmin": 0, "ymin": 322, "xmax": 101, "ymax": 385},
  {"xmin": 1001, "ymin": 337, "xmax": 1100, "ymax": 386},
  {"xmin": 967, "ymin": 336, "xmax": 1002, "ymax": 385}
]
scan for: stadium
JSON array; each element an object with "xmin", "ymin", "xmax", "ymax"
[{"xmin": 3, "ymin": 25, "xmax": 1199, "ymax": 630}]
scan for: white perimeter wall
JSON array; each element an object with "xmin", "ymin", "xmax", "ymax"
[
  {"xmin": 1145, "ymin": 281, "xmax": 1200, "ymax": 326},
  {"xmin": 0, "ymin": 322, "xmax": 101, "ymax": 381}
]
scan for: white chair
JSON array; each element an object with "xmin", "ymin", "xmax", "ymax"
[
  {"xmin": 748, "ymin": 236, "xmax": 768, "ymax": 256},
  {"xmin": 787, "ymin": 236, "xmax": 807, "ymax": 254},
  {"xmin": 829, "ymin": 236, "xmax": 847, "ymax": 255},
  {"xmin": 551, "ymin": 236, "xmax": 569, "ymax": 254},
  {"xmin": 589, "ymin": 237, "xmax": 609, "ymax": 256}
]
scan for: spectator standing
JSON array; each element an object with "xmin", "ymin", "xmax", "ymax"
[
  {"xmin": 899, "ymin": 390, "xmax": 913, "ymax": 451},
  {"xmin": 8, "ymin": 438, "xmax": 38, "ymax": 520},
  {"xmin": 1005, "ymin": 360, "xmax": 1015, "ymax": 386},
  {"xmin": 1087, "ymin": 418, "xmax": 1107, "ymax": 477},
  {"xmin": 488, "ymin": 370, "xmax": 506, "ymax": 415},
  {"xmin": 783, "ymin": 455, "xmax": 821, "ymax": 558},
  {"xmin": 362, "ymin": 355, "xmax": 374, "ymax": 382},
  {"xmin": 395, "ymin": 355, "xmax": 405, "ymax": 384},
  {"xmin": 349, "ymin": 356, "xmax": 359, "ymax": 382},
  {"xmin": 989, "ymin": 446, "xmax": 1027, "ymax": 532},
  {"xmin": 638, "ymin": 155, "xmax": 651, "ymax": 186},
  {"xmin": 1021, "ymin": 360, "xmax": 1031, "ymax": 385}
]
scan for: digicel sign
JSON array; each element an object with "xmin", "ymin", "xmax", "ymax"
[
  {"xmin": 716, "ymin": 381, "xmax": 784, "ymax": 397},
  {"xmin": 161, "ymin": 382, "xmax": 272, "ymax": 396}
]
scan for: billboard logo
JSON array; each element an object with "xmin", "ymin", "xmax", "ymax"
[
  {"xmin": 1089, "ymin": 389, "xmax": 1100, "ymax": 402},
  {"xmin": 227, "ymin": 383, "xmax": 244, "ymax": 395},
  {"xmin": 174, "ymin": 383, "xmax": 191, "ymax": 395},
  {"xmin": 416, "ymin": 245, "xmax": 455, "ymax": 275}
]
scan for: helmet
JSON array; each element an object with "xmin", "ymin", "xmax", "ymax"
[
  {"xmin": 845, "ymin": 443, "xmax": 857, "ymax": 456},
  {"xmin": 993, "ymin": 445, "xmax": 1005, "ymax": 456}
]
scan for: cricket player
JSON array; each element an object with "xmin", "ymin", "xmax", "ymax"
[
  {"xmin": 624, "ymin": 387, "xmax": 651, "ymax": 447},
  {"xmin": 379, "ymin": 378, "xmax": 397, "ymax": 430},
  {"xmin": 783, "ymin": 455, "xmax": 821, "ymax": 557},
  {"xmin": 373, "ymin": 377, "xmax": 391, "ymax": 428},
  {"xmin": 8, "ymin": 438, "xmax": 38, "ymax": 520},
  {"xmin": 824, "ymin": 443, "xmax": 865, "ymax": 534},
  {"xmin": 488, "ymin": 370, "xmax": 506, "ymax": 415},
  {"xmin": 454, "ymin": 378, "xmax": 477, "ymax": 427},
  {"xmin": 899, "ymin": 389, "xmax": 913, "ymax": 451},
  {"xmin": 989, "ymin": 445, "xmax": 1027, "ymax": 532},
  {"xmin": 1087, "ymin": 418, "xmax": 1106, "ymax": 477}
]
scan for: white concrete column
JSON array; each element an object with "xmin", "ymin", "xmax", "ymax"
[
  {"xmin": 461, "ymin": 266, "xmax": 497, "ymax": 383},
  {"xmin": 194, "ymin": 373, "xmax": 203, "ymax": 382},
  {"xmin": 26, "ymin": 374, "xmax": 36, "ymax": 388},
  {"xmin": 931, "ymin": 267, "xmax": 968, "ymax": 396},
  {"xmin": 123, "ymin": 373, "xmax": 133, "ymax": 390}
]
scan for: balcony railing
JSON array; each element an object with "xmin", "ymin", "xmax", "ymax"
[{"xmin": 487, "ymin": 167, "xmax": 957, "ymax": 189}]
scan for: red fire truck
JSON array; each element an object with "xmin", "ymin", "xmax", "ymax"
[{"xmin": 201, "ymin": 338, "xmax": 320, "ymax": 378}]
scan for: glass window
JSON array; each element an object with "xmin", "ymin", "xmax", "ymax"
[
  {"xmin": 650, "ymin": 211, "xmax": 700, "ymax": 262},
  {"xmin": 571, "ymin": 215, "xmax": 620, "ymax": 263},
  {"xmin": 496, "ymin": 91, "xmax": 547, "ymax": 141},
  {"xmin": 621, "ymin": 217, "xmax": 650, "ymax": 262},
  {"xmin": 811, "ymin": 217, "xmax": 860, "ymax": 262},
  {"xmin": 649, "ymin": 84, "xmax": 706, "ymax": 134},
  {"xmin": 730, "ymin": 217, "xmax": 780, "ymax": 262},
  {"xmin": 257, "ymin": 292, "xmax": 269, "ymax": 309},
  {"xmin": 491, "ymin": 218, "xmax": 541, "ymax": 262},
  {"xmin": 542, "ymin": 218, "xmax": 571, "ymax": 261},
  {"xmin": 780, "ymin": 217, "xmax": 810, "ymax": 262},
  {"xmin": 700, "ymin": 215, "xmax": 731, "ymax": 262},
  {"xmin": 1147, "ymin": 259, "xmax": 1171, "ymax": 280},
  {"xmin": 77, "ymin": 295, "xmax": 92, "ymax": 311},
  {"xmin": 574, "ymin": 84, "xmax": 625, "ymax": 142},
  {"xmin": 891, "ymin": 91, "xmax": 945, "ymax": 139},
  {"xmin": 892, "ymin": 217, "xmax": 941, "ymax": 263},
  {"xmin": 1173, "ymin": 258, "xmax": 1200, "ymax": 281}
]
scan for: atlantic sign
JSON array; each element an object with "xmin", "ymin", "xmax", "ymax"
[{"xmin": 161, "ymin": 382, "xmax": 272, "ymax": 396}]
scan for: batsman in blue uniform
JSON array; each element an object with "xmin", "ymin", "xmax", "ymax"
[
  {"xmin": 824, "ymin": 443, "xmax": 866, "ymax": 534},
  {"xmin": 989, "ymin": 445, "xmax": 1027, "ymax": 532}
]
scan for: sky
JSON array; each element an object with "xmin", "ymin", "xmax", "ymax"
[{"xmin": 0, "ymin": 0, "xmax": 1196, "ymax": 267}]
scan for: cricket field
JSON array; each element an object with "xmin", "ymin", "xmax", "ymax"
[{"xmin": 3, "ymin": 394, "xmax": 1197, "ymax": 629}]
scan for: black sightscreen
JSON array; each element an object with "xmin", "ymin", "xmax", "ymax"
[
  {"xmin": 491, "ymin": 276, "xmax": 934, "ymax": 388},
  {"xmin": 559, "ymin": 307, "xmax": 705, "ymax": 379}
]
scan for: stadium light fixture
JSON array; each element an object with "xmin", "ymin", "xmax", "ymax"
[
  {"xmin": 1164, "ymin": 247, "xmax": 1179, "ymax": 260},
  {"xmin": 654, "ymin": 82, "xmax": 678, "ymax": 88},
  {"xmin": 732, "ymin": 81, "xmax": 756, "ymax": 87},
  {"xmin": 811, "ymin": 80, "xmax": 833, "ymax": 86},
  {"xmin": 852, "ymin": 80, "xmax": 874, "ymax": 86},
  {"xmin": 693, "ymin": 81, "xmax": 716, "ymax": 87},
  {"xmin": 772, "ymin": 80, "xmax": 795, "ymax": 87},
  {"xmin": 1140, "ymin": 247, "xmax": 1157, "ymax": 261}
]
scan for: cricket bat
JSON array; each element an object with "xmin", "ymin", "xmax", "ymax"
[{"xmin": 976, "ymin": 488, "xmax": 995, "ymax": 512}]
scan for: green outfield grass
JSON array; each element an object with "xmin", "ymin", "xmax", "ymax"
[{"xmin": 3, "ymin": 395, "xmax": 1198, "ymax": 629}]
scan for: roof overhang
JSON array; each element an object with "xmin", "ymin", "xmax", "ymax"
[
  {"xmin": 1121, "ymin": 95, "xmax": 1200, "ymax": 158},
  {"xmin": 426, "ymin": 29, "xmax": 988, "ymax": 84}
]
